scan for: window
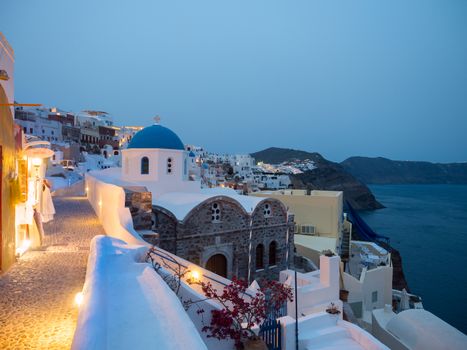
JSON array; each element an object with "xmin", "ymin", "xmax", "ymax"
[
  {"xmin": 151, "ymin": 212, "xmax": 157, "ymax": 230},
  {"xmin": 301, "ymin": 225, "xmax": 316, "ymax": 235},
  {"xmin": 51, "ymin": 130, "xmax": 54, "ymax": 135},
  {"xmin": 211, "ymin": 202, "xmax": 221, "ymax": 222},
  {"xmin": 23, "ymin": 127, "xmax": 26, "ymax": 133},
  {"xmin": 372, "ymin": 291, "xmax": 378, "ymax": 303},
  {"xmin": 141, "ymin": 157, "xmax": 149, "ymax": 174},
  {"xmin": 269, "ymin": 241, "xmax": 277, "ymax": 266},
  {"xmin": 114, "ymin": 151, "xmax": 119, "ymax": 156},
  {"xmin": 30, "ymin": 128, "xmax": 33, "ymax": 133},
  {"xmin": 167, "ymin": 157, "xmax": 173, "ymax": 174},
  {"xmin": 256, "ymin": 244, "xmax": 264, "ymax": 270},
  {"xmin": 263, "ymin": 203, "xmax": 272, "ymax": 217}
]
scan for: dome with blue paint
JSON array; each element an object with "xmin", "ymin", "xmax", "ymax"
[
  {"xmin": 127, "ymin": 124, "xmax": 184, "ymax": 150},
  {"xmin": 189, "ymin": 151, "xmax": 196, "ymax": 157}
]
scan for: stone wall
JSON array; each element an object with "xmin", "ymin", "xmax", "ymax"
[
  {"xmin": 151, "ymin": 206, "xmax": 178, "ymax": 252},
  {"xmin": 149, "ymin": 196, "xmax": 295, "ymax": 282},
  {"xmin": 123, "ymin": 186, "xmax": 152, "ymax": 231}
]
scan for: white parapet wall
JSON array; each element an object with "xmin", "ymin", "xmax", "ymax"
[
  {"xmin": 281, "ymin": 255, "xmax": 342, "ymax": 318},
  {"xmin": 72, "ymin": 236, "xmax": 208, "ymax": 350},
  {"xmin": 85, "ymin": 171, "xmax": 146, "ymax": 245}
]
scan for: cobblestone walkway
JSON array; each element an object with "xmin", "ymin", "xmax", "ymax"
[{"xmin": 0, "ymin": 196, "xmax": 104, "ymax": 350}]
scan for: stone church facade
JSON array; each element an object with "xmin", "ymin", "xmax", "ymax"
[{"xmin": 151, "ymin": 196, "xmax": 294, "ymax": 281}]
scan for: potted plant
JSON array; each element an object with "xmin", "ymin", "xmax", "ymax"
[
  {"xmin": 325, "ymin": 302, "xmax": 341, "ymax": 320},
  {"xmin": 188, "ymin": 277, "xmax": 293, "ymax": 350},
  {"xmin": 321, "ymin": 249, "xmax": 335, "ymax": 257}
]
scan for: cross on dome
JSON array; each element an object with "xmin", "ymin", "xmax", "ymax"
[{"xmin": 154, "ymin": 115, "xmax": 161, "ymax": 124}]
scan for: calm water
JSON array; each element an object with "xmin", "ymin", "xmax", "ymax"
[{"xmin": 360, "ymin": 184, "xmax": 467, "ymax": 334}]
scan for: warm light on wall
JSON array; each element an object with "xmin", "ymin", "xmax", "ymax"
[
  {"xmin": 98, "ymin": 200, "xmax": 102, "ymax": 207},
  {"xmin": 16, "ymin": 239, "xmax": 31, "ymax": 256},
  {"xmin": 75, "ymin": 292, "xmax": 84, "ymax": 307},
  {"xmin": 31, "ymin": 158, "xmax": 42, "ymax": 167},
  {"xmin": 190, "ymin": 270, "xmax": 201, "ymax": 281}
]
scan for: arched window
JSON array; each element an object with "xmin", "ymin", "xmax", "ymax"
[
  {"xmin": 167, "ymin": 157, "xmax": 173, "ymax": 174},
  {"xmin": 269, "ymin": 241, "xmax": 277, "ymax": 266},
  {"xmin": 256, "ymin": 244, "xmax": 264, "ymax": 270},
  {"xmin": 211, "ymin": 203, "xmax": 221, "ymax": 223},
  {"xmin": 141, "ymin": 157, "xmax": 149, "ymax": 174},
  {"xmin": 151, "ymin": 212, "xmax": 157, "ymax": 231},
  {"xmin": 263, "ymin": 203, "xmax": 272, "ymax": 217}
]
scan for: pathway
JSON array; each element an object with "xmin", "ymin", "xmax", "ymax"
[{"xmin": 0, "ymin": 195, "xmax": 104, "ymax": 349}]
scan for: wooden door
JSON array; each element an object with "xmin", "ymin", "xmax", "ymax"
[{"xmin": 205, "ymin": 254, "xmax": 227, "ymax": 278}]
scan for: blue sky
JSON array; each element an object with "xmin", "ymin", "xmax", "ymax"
[{"xmin": 2, "ymin": 0, "xmax": 466, "ymax": 162}]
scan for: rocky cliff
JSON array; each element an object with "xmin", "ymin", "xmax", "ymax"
[
  {"xmin": 341, "ymin": 156, "xmax": 467, "ymax": 184},
  {"xmin": 251, "ymin": 147, "xmax": 384, "ymax": 210}
]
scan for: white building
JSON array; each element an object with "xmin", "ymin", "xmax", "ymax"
[
  {"xmin": 75, "ymin": 110, "xmax": 113, "ymax": 127},
  {"xmin": 15, "ymin": 107, "xmax": 63, "ymax": 143},
  {"xmin": 278, "ymin": 255, "xmax": 389, "ymax": 349},
  {"xmin": 115, "ymin": 126, "xmax": 143, "ymax": 148},
  {"xmin": 372, "ymin": 308, "xmax": 467, "ymax": 350},
  {"xmin": 121, "ymin": 124, "xmax": 200, "ymax": 197}
]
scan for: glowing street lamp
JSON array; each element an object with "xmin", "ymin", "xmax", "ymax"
[
  {"xmin": 31, "ymin": 157, "xmax": 42, "ymax": 167},
  {"xmin": 191, "ymin": 270, "xmax": 201, "ymax": 281},
  {"xmin": 74, "ymin": 292, "xmax": 84, "ymax": 307}
]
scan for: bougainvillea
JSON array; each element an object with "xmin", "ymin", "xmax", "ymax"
[{"xmin": 189, "ymin": 277, "xmax": 293, "ymax": 347}]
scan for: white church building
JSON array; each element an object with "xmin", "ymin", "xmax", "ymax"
[{"xmin": 121, "ymin": 123, "xmax": 200, "ymax": 197}]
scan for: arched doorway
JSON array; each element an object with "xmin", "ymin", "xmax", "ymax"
[{"xmin": 205, "ymin": 254, "xmax": 227, "ymax": 278}]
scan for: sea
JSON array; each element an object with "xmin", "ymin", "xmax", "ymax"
[{"xmin": 359, "ymin": 184, "xmax": 467, "ymax": 335}]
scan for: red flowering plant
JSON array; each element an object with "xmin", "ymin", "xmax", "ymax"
[{"xmin": 187, "ymin": 277, "xmax": 293, "ymax": 348}]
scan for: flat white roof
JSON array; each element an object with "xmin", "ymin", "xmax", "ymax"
[
  {"xmin": 88, "ymin": 168, "xmax": 268, "ymax": 221},
  {"xmin": 386, "ymin": 309, "xmax": 467, "ymax": 350},
  {"xmin": 295, "ymin": 234, "xmax": 337, "ymax": 252},
  {"xmin": 156, "ymin": 188, "xmax": 266, "ymax": 220}
]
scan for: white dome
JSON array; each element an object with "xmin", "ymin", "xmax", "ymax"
[{"xmin": 386, "ymin": 309, "xmax": 467, "ymax": 350}]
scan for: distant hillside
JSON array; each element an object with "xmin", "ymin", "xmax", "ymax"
[
  {"xmin": 251, "ymin": 148, "xmax": 384, "ymax": 210},
  {"xmin": 251, "ymin": 147, "xmax": 326, "ymax": 164},
  {"xmin": 341, "ymin": 157, "xmax": 467, "ymax": 184}
]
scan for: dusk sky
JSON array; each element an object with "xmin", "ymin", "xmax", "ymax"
[{"xmin": 2, "ymin": 0, "xmax": 466, "ymax": 162}]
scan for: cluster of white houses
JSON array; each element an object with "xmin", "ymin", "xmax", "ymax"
[
  {"xmin": 14, "ymin": 106, "xmax": 143, "ymax": 161},
  {"xmin": 82, "ymin": 122, "xmax": 466, "ymax": 349}
]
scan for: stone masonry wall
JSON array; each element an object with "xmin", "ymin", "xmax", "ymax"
[
  {"xmin": 149, "ymin": 196, "xmax": 295, "ymax": 282},
  {"xmin": 123, "ymin": 186, "xmax": 152, "ymax": 231}
]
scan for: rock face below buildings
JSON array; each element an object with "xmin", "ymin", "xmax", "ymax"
[{"xmin": 251, "ymin": 148, "xmax": 384, "ymax": 211}]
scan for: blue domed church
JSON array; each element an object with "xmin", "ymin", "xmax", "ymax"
[{"xmin": 121, "ymin": 123, "xmax": 294, "ymax": 281}]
